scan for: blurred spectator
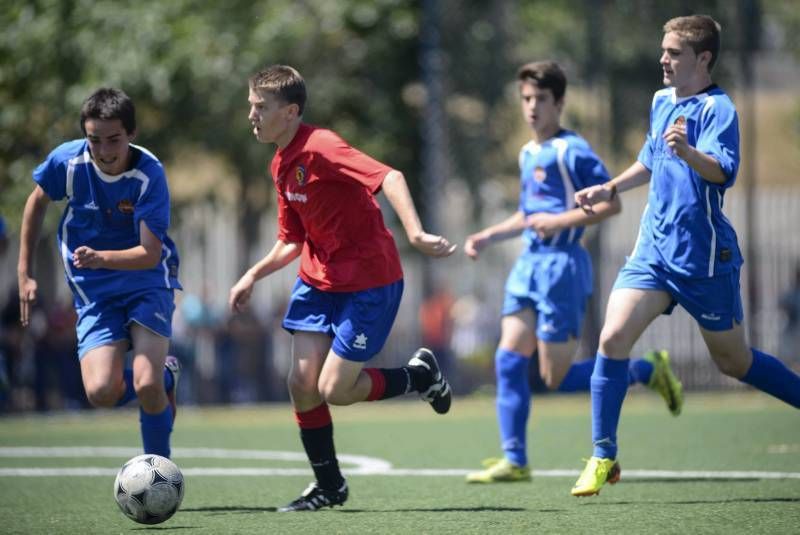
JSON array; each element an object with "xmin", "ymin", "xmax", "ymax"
[
  {"xmin": 418, "ymin": 284, "xmax": 455, "ymax": 376},
  {"xmin": 216, "ymin": 308, "xmax": 279, "ymax": 402}
]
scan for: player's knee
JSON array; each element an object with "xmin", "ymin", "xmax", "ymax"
[
  {"xmin": 85, "ymin": 382, "xmax": 119, "ymax": 408},
  {"xmin": 287, "ymin": 371, "xmax": 318, "ymax": 398},
  {"xmin": 317, "ymin": 379, "xmax": 356, "ymax": 406},
  {"xmin": 709, "ymin": 349, "xmax": 750, "ymax": 379},
  {"xmin": 598, "ymin": 327, "xmax": 632, "ymax": 357}
]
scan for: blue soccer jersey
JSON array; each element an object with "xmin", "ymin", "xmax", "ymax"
[
  {"xmin": 634, "ymin": 86, "xmax": 742, "ymax": 278},
  {"xmin": 33, "ymin": 140, "xmax": 181, "ymax": 305},
  {"xmin": 518, "ymin": 130, "xmax": 610, "ymax": 250}
]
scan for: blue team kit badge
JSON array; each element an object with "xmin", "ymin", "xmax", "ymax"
[
  {"xmin": 534, "ymin": 167, "xmax": 547, "ymax": 182},
  {"xmin": 117, "ymin": 199, "xmax": 135, "ymax": 214},
  {"xmin": 295, "ymin": 164, "xmax": 306, "ymax": 186}
]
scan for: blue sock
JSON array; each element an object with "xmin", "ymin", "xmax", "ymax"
[
  {"xmin": 591, "ymin": 354, "xmax": 630, "ymax": 459},
  {"xmin": 741, "ymin": 349, "xmax": 800, "ymax": 408},
  {"xmin": 628, "ymin": 358, "xmax": 654, "ymax": 385},
  {"xmin": 115, "ymin": 369, "xmax": 137, "ymax": 407},
  {"xmin": 495, "ymin": 349, "xmax": 531, "ymax": 466},
  {"xmin": 558, "ymin": 359, "xmax": 595, "ymax": 392},
  {"xmin": 140, "ymin": 405, "xmax": 173, "ymax": 458},
  {"xmin": 116, "ymin": 367, "xmax": 174, "ymax": 407},
  {"xmin": 558, "ymin": 357, "xmax": 653, "ymax": 392}
]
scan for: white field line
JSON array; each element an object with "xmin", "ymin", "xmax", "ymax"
[{"xmin": 0, "ymin": 447, "xmax": 798, "ymax": 479}]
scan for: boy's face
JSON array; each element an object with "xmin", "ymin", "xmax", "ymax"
[
  {"xmin": 248, "ymin": 88, "xmax": 296, "ymax": 146},
  {"xmin": 519, "ymin": 82, "xmax": 562, "ymax": 137},
  {"xmin": 660, "ymin": 31, "xmax": 710, "ymax": 93},
  {"xmin": 85, "ymin": 118, "xmax": 134, "ymax": 176}
]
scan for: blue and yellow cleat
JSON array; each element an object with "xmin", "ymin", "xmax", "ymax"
[
  {"xmin": 644, "ymin": 350, "xmax": 683, "ymax": 416},
  {"xmin": 571, "ymin": 457, "xmax": 621, "ymax": 497},
  {"xmin": 465, "ymin": 457, "xmax": 531, "ymax": 483}
]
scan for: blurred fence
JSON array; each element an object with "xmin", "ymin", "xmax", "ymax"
[{"xmin": 1, "ymin": 185, "xmax": 799, "ymax": 411}]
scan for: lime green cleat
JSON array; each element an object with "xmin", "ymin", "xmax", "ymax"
[
  {"xmin": 465, "ymin": 457, "xmax": 531, "ymax": 483},
  {"xmin": 644, "ymin": 350, "xmax": 683, "ymax": 416},
  {"xmin": 570, "ymin": 457, "xmax": 621, "ymax": 496}
]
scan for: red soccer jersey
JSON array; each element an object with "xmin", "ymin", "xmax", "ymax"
[{"xmin": 270, "ymin": 123, "xmax": 404, "ymax": 292}]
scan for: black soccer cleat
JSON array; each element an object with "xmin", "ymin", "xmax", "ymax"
[
  {"xmin": 408, "ymin": 348, "xmax": 451, "ymax": 414},
  {"xmin": 277, "ymin": 481, "xmax": 349, "ymax": 512}
]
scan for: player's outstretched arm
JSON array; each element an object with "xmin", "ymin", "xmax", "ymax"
[
  {"xmin": 18, "ymin": 186, "xmax": 50, "ymax": 327},
  {"xmin": 575, "ymin": 161, "xmax": 651, "ymax": 213},
  {"xmin": 381, "ymin": 170, "xmax": 456, "ymax": 258},
  {"xmin": 464, "ymin": 211, "xmax": 526, "ymax": 260},
  {"xmin": 229, "ymin": 240, "xmax": 302, "ymax": 313}
]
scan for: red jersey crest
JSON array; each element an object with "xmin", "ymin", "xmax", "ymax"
[
  {"xmin": 295, "ymin": 165, "xmax": 307, "ymax": 186},
  {"xmin": 534, "ymin": 167, "xmax": 547, "ymax": 183}
]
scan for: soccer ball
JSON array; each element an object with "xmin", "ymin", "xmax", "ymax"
[{"xmin": 113, "ymin": 454, "xmax": 185, "ymax": 524}]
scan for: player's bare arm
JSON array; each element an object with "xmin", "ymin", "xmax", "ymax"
[
  {"xmin": 72, "ymin": 220, "xmax": 162, "ymax": 270},
  {"xmin": 17, "ymin": 185, "xmax": 50, "ymax": 327},
  {"xmin": 528, "ymin": 196, "xmax": 621, "ymax": 239},
  {"xmin": 229, "ymin": 239, "xmax": 302, "ymax": 313},
  {"xmin": 464, "ymin": 211, "xmax": 527, "ymax": 260},
  {"xmin": 576, "ymin": 161, "xmax": 651, "ymax": 213},
  {"xmin": 381, "ymin": 170, "xmax": 456, "ymax": 257},
  {"xmin": 662, "ymin": 123, "xmax": 727, "ymax": 184}
]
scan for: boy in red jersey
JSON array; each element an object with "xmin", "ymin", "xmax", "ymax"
[{"xmin": 229, "ymin": 65, "xmax": 456, "ymax": 511}]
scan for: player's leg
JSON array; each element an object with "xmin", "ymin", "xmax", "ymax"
[
  {"xmin": 572, "ymin": 287, "xmax": 670, "ymax": 496},
  {"xmin": 280, "ymin": 331, "xmax": 348, "ymax": 512},
  {"xmin": 127, "ymin": 288, "xmax": 179, "ymax": 458},
  {"xmin": 700, "ymin": 324, "xmax": 800, "ymax": 408},
  {"xmin": 130, "ymin": 323, "xmax": 172, "ymax": 457},
  {"xmin": 331, "ymin": 280, "xmax": 451, "ymax": 412},
  {"xmin": 80, "ymin": 342, "xmax": 129, "ymax": 408},
  {"xmin": 466, "ymin": 309, "xmax": 536, "ymax": 483}
]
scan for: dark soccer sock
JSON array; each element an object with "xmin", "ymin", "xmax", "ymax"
[
  {"xmin": 363, "ymin": 368, "xmax": 413, "ymax": 400},
  {"xmin": 296, "ymin": 403, "xmax": 345, "ymax": 490},
  {"xmin": 558, "ymin": 358, "xmax": 595, "ymax": 392},
  {"xmin": 559, "ymin": 357, "xmax": 653, "ymax": 392},
  {"xmin": 116, "ymin": 369, "xmax": 137, "ymax": 407},
  {"xmin": 741, "ymin": 348, "xmax": 800, "ymax": 408},
  {"xmin": 496, "ymin": 349, "xmax": 531, "ymax": 466},
  {"xmin": 627, "ymin": 357, "xmax": 654, "ymax": 385},
  {"xmin": 140, "ymin": 405, "xmax": 173, "ymax": 458},
  {"xmin": 590, "ymin": 354, "xmax": 630, "ymax": 460}
]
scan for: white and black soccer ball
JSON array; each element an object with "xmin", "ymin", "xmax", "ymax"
[{"xmin": 113, "ymin": 454, "xmax": 185, "ymax": 525}]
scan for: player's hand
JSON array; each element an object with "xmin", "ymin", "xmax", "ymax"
[
  {"xmin": 526, "ymin": 213, "xmax": 561, "ymax": 238},
  {"xmin": 411, "ymin": 232, "xmax": 457, "ymax": 258},
  {"xmin": 18, "ymin": 274, "xmax": 38, "ymax": 327},
  {"xmin": 229, "ymin": 272, "xmax": 256, "ymax": 313},
  {"xmin": 464, "ymin": 232, "xmax": 490, "ymax": 260},
  {"xmin": 663, "ymin": 115, "xmax": 689, "ymax": 159},
  {"xmin": 575, "ymin": 184, "xmax": 612, "ymax": 213},
  {"xmin": 72, "ymin": 246, "xmax": 105, "ymax": 269}
]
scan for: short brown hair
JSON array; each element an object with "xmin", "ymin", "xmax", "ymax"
[
  {"xmin": 249, "ymin": 64, "xmax": 307, "ymax": 115},
  {"xmin": 663, "ymin": 15, "xmax": 721, "ymax": 71},
  {"xmin": 80, "ymin": 87, "xmax": 136, "ymax": 135},
  {"xmin": 516, "ymin": 61, "xmax": 567, "ymax": 102}
]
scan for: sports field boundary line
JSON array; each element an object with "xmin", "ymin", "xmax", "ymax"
[{"xmin": 0, "ymin": 447, "xmax": 798, "ymax": 479}]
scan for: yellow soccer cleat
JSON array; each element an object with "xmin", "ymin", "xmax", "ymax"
[
  {"xmin": 465, "ymin": 457, "xmax": 531, "ymax": 483},
  {"xmin": 571, "ymin": 457, "xmax": 621, "ymax": 497},
  {"xmin": 644, "ymin": 350, "xmax": 684, "ymax": 416}
]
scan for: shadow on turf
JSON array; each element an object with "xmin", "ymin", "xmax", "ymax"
[{"xmin": 579, "ymin": 497, "xmax": 800, "ymax": 506}]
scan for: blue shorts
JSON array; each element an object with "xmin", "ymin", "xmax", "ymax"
[
  {"xmin": 502, "ymin": 245, "xmax": 592, "ymax": 342},
  {"xmin": 75, "ymin": 288, "xmax": 175, "ymax": 359},
  {"xmin": 613, "ymin": 258, "xmax": 743, "ymax": 331},
  {"xmin": 282, "ymin": 277, "xmax": 403, "ymax": 362}
]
